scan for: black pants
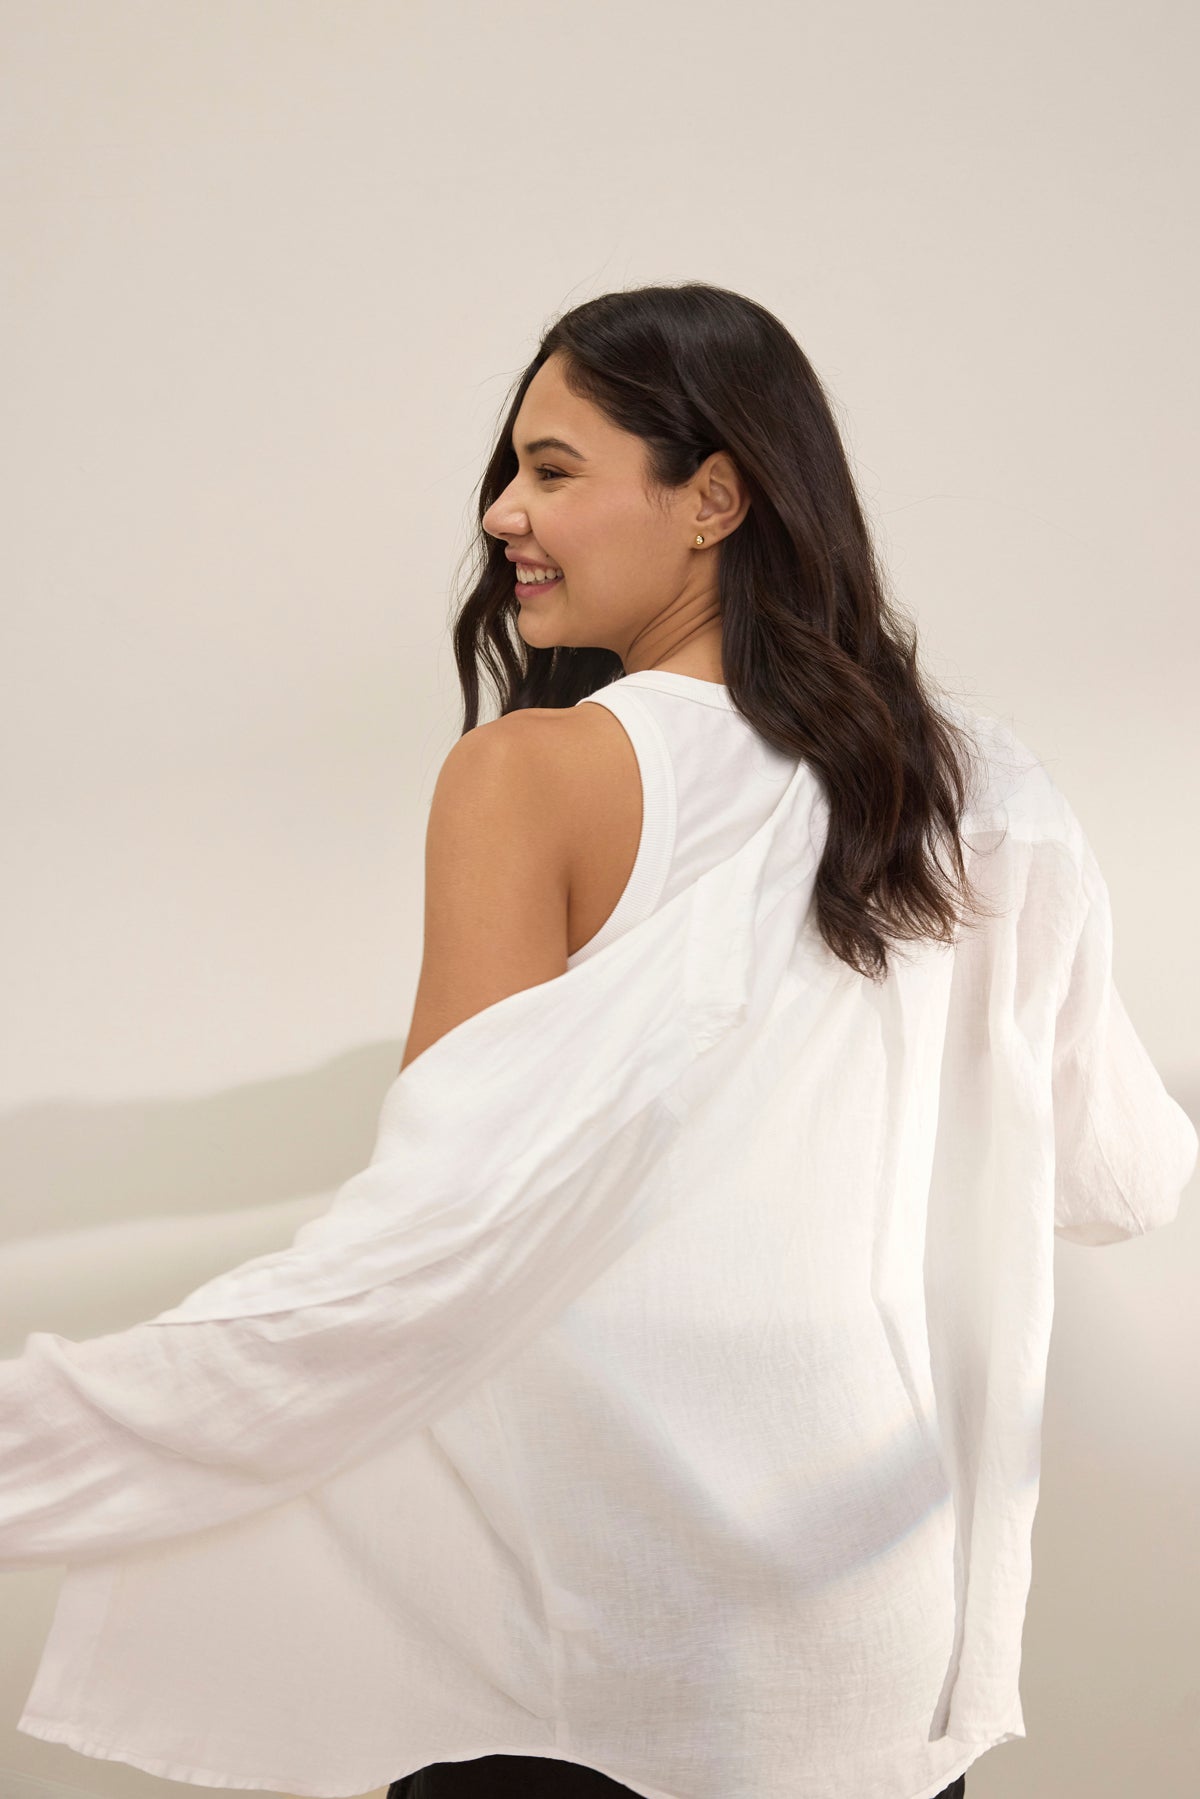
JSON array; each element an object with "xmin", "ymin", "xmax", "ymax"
[{"xmin": 386, "ymin": 1757, "xmax": 967, "ymax": 1797}]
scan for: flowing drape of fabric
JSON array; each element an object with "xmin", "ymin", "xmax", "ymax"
[{"xmin": 2, "ymin": 701, "xmax": 1194, "ymax": 1799}]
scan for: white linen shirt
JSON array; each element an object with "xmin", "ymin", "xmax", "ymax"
[{"xmin": 1, "ymin": 680, "xmax": 1195, "ymax": 1799}]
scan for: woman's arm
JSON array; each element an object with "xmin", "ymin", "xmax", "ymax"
[{"xmin": 400, "ymin": 711, "xmax": 575, "ymax": 1071}]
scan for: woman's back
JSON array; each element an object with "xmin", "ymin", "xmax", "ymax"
[{"xmin": 419, "ymin": 677, "xmax": 972, "ymax": 1797}]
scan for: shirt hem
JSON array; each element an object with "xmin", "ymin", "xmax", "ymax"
[
  {"xmin": 902, "ymin": 1723, "xmax": 1024, "ymax": 1799},
  {"xmin": 16, "ymin": 1712, "xmax": 1024, "ymax": 1799}
]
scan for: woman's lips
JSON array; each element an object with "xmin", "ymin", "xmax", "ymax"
[{"xmin": 514, "ymin": 573, "xmax": 564, "ymax": 597}]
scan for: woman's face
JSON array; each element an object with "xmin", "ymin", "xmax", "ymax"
[{"xmin": 482, "ymin": 351, "xmax": 738, "ymax": 664}]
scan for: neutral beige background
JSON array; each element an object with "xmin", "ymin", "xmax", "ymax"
[{"xmin": 1, "ymin": 2, "xmax": 1196, "ymax": 1796}]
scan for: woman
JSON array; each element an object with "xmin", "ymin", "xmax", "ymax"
[
  {"xmin": 5, "ymin": 285, "xmax": 1191, "ymax": 1799},
  {"xmin": 383, "ymin": 284, "xmax": 990, "ymax": 1795}
]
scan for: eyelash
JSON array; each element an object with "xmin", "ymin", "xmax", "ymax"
[{"xmin": 535, "ymin": 466, "xmax": 566, "ymax": 483}]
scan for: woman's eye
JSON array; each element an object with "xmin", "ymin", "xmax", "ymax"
[{"xmin": 536, "ymin": 466, "xmax": 566, "ymax": 482}]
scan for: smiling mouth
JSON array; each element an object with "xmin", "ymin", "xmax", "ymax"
[{"xmin": 514, "ymin": 571, "xmax": 564, "ymax": 594}]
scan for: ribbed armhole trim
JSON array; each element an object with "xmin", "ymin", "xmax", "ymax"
[{"xmin": 568, "ymin": 686, "xmax": 678, "ymax": 967}]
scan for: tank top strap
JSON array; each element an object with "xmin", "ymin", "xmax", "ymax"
[{"xmin": 571, "ymin": 684, "xmax": 679, "ymax": 965}]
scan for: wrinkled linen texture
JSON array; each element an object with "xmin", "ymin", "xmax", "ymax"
[{"xmin": 1, "ymin": 688, "xmax": 1194, "ymax": 1799}]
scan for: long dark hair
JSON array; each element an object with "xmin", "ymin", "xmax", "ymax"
[{"xmin": 450, "ymin": 281, "xmax": 1000, "ymax": 983}]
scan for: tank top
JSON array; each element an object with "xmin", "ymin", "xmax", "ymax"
[{"xmin": 567, "ymin": 669, "xmax": 800, "ymax": 969}]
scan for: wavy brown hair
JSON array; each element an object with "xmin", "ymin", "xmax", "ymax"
[{"xmin": 450, "ymin": 281, "xmax": 1001, "ymax": 983}]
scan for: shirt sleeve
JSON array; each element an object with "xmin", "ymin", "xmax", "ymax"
[
  {"xmin": 0, "ymin": 913, "xmax": 703, "ymax": 1574},
  {"xmin": 1051, "ymin": 835, "xmax": 1197, "ymax": 1245},
  {"xmin": 0, "ymin": 748, "xmax": 820, "ymax": 1575}
]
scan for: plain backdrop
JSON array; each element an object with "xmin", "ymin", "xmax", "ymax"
[{"xmin": 1, "ymin": 3, "xmax": 1197, "ymax": 1797}]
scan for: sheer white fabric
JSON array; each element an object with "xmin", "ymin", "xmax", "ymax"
[{"xmin": 2, "ymin": 693, "xmax": 1193, "ymax": 1799}]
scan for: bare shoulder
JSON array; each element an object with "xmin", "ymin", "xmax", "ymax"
[
  {"xmin": 429, "ymin": 705, "xmax": 617, "ymax": 838},
  {"xmin": 434, "ymin": 700, "xmax": 637, "ymax": 841},
  {"xmin": 399, "ymin": 704, "xmax": 636, "ymax": 1071},
  {"xmin": 490, "ymin": 701, "xmax": 643, "ymax": 880}
]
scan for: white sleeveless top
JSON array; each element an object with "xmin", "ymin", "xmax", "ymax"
[{"xmin": 568, "ymin": 669, "xmax": 800, "ymax": 969}]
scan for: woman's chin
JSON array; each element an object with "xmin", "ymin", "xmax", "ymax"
[{"xmin": 515, "ymin": 614, "xmax": 562, "ymax": 649}]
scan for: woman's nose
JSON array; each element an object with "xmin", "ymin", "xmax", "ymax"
[{"xmin": 484, "ymin": 497, "xmax": 527, "ymax": 537}]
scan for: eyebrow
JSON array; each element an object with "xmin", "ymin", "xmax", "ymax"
[{"xmin": 515, "ymin": 436, "xmax": 588, "ymax": 461}]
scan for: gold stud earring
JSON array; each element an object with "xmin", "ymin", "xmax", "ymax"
[{"xmin": 694, "ymin": 535, "xmax": 705, "ymax": 546}]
